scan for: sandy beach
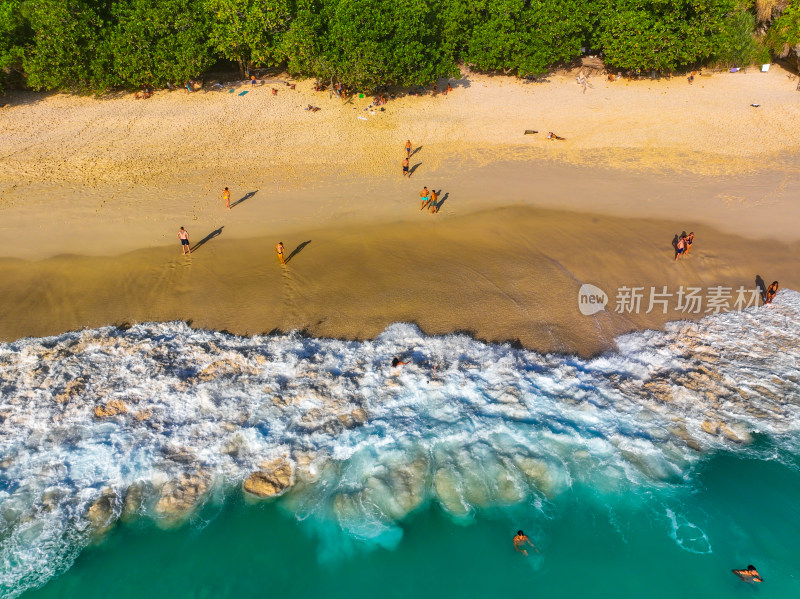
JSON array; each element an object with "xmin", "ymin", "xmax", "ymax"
[{"xmin": 1, "ymin": 65, "xmax": 799, "ymax": 354}]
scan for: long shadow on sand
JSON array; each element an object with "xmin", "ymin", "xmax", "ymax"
[
  {"xmin": 191, "ymin": 226, "xmax": 224, "ymax": 253},
  {"xmin": 285, "ymin": 240, "xmax": 312, "ymax": 264},
  {"xmin": 231, "ymin": 190, "xmax": 258, "ymax": 209}
]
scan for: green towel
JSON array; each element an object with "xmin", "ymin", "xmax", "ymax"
[{"xmin": 238, "ymin": 90, "xmax": 249, "ymax": 96}]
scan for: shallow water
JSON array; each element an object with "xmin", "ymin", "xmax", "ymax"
[
  {"xmin": 21, "ymin": 447, "xmax": 800, "ymax": 599},
  {"xmin": 1, "ymin": 291, "xmax": 799, "ymax": 597}
]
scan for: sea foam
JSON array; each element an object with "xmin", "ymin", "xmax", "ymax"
[{"xmin": 0, "ymin": 291, "xmax": 798, "ymax": 596}]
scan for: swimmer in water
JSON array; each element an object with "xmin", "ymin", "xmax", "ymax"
[
  {"xmin": 513, "ymin": 530, "xmax": 538, "ymax": 556},
  {"xmin": 391, "ymin": 357, "xmax": 409, "ymax": 368},
  {"xmin": 732, "ymin": 565, "xmax": 762, "ymax": 583}
]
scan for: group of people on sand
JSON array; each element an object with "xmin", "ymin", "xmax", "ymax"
[
  {"xmin": 419, "ymin": 186, "xmax": 440, "ymax": 213},
  {"xmin": 674, "ymin": 231, "xmax": 694, "ymax": 260}
]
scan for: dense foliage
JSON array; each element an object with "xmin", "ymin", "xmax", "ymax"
[{"xmin": 0, "ymin": 0, "xmax": 796, "ymax": 92}]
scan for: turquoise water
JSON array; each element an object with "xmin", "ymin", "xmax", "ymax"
[
  {"xmin": 22, "ymin": 445, "xmax": 800, "ymax": 598},
  {"xmin": 2, "ymin": 291, "xmax": 799, "ymax": 597}
]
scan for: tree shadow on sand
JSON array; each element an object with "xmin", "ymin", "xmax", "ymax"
[
  {"xmin": 286, "ymin": 240, "xmax": 312, "ymax": 263},
  {"xmin": 191, "ymin": 226, "xmax": 224, "ymax": 253}
]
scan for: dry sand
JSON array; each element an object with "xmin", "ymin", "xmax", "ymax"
[{"xmin": 0, "ymin": 66, "xmax": 798, "ymax": 354}]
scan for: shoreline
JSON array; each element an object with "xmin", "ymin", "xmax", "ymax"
[{"xmin": 1, "ymin": 205, "xmax": 797, "ymax": 356}]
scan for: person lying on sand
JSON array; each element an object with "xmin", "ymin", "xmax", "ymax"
[
  {"xmin": 271, "ymin": 88, "xmax": 278, "ymax": 96},
  {"xmin": 305, "ymin": 105, "xmax": 321, "ymax": 112},
  {"xmin": 547, "ymin": 132, "xmax": 565, "ymax": 140},
  {"xmin": 732, "ymin": 565, "xmax": 762, "ymax": 583}
]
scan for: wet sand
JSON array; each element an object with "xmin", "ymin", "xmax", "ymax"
[{"xmin": 1, "ymin": 205, "xmax": 797, "ymax": 356}]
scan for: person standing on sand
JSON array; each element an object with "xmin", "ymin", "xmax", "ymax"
[
  {"xmin": 405, "ymin": 140, "xmax": 412, "ymax": 157},
  {"xmin": 402, "ymin": 157, "xmax": 410, "ymax": 177},
  {"xmin": 428, "ymin": 189, "xmax": 438, "ymax": 213},
  {"xmin": 275, "ymin": 241, "xmax": 285, "ymax": 265},
  {"xmin": 674, "ymin": 235, "xmax": 685, "ymax": 261},
  {"xmin": 419, "ymin": 186, "xmax": 429, "ymax": 210},
  {"xmin": 684, "ymin": 231, "xmax": 694, "ymax": 254},
  {"xmin": 177, "ymin": 227, "xmax": 191, "ymax": 255},
  {"xmin": 223, "ymin": 187, "xmax": 231, "ymax": 210}
]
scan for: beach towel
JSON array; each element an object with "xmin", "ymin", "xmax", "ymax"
[
  {"xmin": 228, "ymin": 89, "xmax": 235, "ymax": 93},
  {"xmin": 238, "ymin": 90, "xmax": 249, "ymax": 96},
  {"xmin": 761, "ymin": 64, "xmax": 770, "ymax": 72}
]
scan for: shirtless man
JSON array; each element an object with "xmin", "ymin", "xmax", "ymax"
[
  {"xmin": 177, "ymin": 227, "xmax": 191, "ymax": 255},
  {"xmin": 419, "ymin": 186, "xmax": 429, "ymax": 210},
  {"xmin": 674, "ymin": 235, "xmax": 685, "ymax": 261},
  {"xmin": 223, "ymin": 187, "xmax": 231, "ymax": 210},
  {"xmin": 275, "ymin": 241, "xmax": 285, "ymax": 265},
  {"xmin": 513, "ymin": 530, "xmax": 538, "ymax": 556},
  {"xmin": 732, "ymin": 565, "xmax": 762, "ymax": 583},
  {"xmin": 405, "ymin": 139, "xmax": 412, "ymax": 157},
  {"xmin": 402, "ymin": 157, "xmax": 409, "ymax": 177},
  {"xmin": 428, "ymin": 189, "xmax": 438, "ymax": 213}
]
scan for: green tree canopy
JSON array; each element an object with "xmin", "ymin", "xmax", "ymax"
[
  {"xmin": 110, "ymin": 0, "xmax": 214, "ymax": 86},
  {"xmin": 305, "ymin": 0, "xmax": 459, "ymax": 89},
  {"xmin": 765, "ymin": 0, "xmax": 800, "ymax": 69},
  {"xmin": 596, "ymin": 0, "xmax": 737, "ymax": 72},
  {"xmin": 206, "ymin": 0, "xmax": 292, "ymax": 76},
  {"xmin": 0, "ymin": 0, "xmax": 31, "ymax": 90},
  {"xmin": 465, "ymin": 0, "xmax": 591, "ymax": 76},
  {"xmin": 23, "ymin": 0, "xmax": 115, "ymax": 91}
]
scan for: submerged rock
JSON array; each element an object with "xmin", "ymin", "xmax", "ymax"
[
  {"xmin": 93, "ymin": 399, "xmax": 128, "ymax": 418},
  {"xmin": 87, "ymin": 488, "xmax": 119, "ymax": 535},
  {"xmin": 243, "ymin": 459, "xmax": 294, "ymax": 498},
  {"xmin": 154, "ymin": 472, "xmax": 212, "ymax": 521}
]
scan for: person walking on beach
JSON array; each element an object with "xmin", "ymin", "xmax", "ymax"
[
  {"xmin": 513, "ymin": 530, "xmax": 538, "ymax": 556},
  {"xmin": 275, "ymin": 241, "xmax": 286, "ymax": 265},
  {"xmin": 402, "ymin": 157, "xmax": 410, "ymax": 177},
  {"xmin": 419, "ymin": 186, "xmax": 430, "ymax": 210},
  {"xmin": 765, "ymin": 281, "xmax": 779, "ymax": 303},
  {"xmin": 684, "ymin": 231, "xmax": 694, "ymax": 254},
  {"xmin": 223, "ymin": 187, "xmax": 231, "ymax": 210},
  {"xmin": 428, "ymin": 189, "xmax": 438, "ymax": 213},
  {"xmin": 405, "ymin": 139, "xmax": 412, "ymax": 157},
  {"xmin": 674, "ymin": 235, "xmax": 686, "ymax": 261},
  {"xmin": 177, "ymin": 227, "xmax": 191, "ymax": 255}
]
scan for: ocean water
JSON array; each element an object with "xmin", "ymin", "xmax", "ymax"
[{"xmin": 1, "ymin": 291, "xmax": 798, "ymax": 598}]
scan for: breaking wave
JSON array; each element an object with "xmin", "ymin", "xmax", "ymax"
[{"xmin": 0, "ymin": 291, "xmax": 799, "ymax": 596}]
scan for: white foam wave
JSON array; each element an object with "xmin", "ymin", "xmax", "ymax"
[{"xmin": 0, "ymin": 291, "xmax": 799, "ymax": 595}]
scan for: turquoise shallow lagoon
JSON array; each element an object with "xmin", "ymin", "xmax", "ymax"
[{"xmin": 23, "ymin": 447, "xmax": 800, "ymax": 599}]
